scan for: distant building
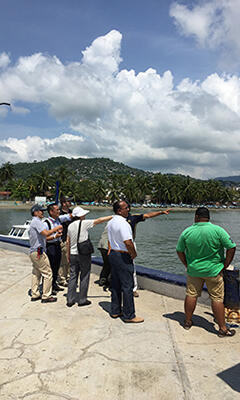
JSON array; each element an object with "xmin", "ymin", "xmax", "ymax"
[
  {"xmin": 34, "ymin": 196, "xmax": 46, "ymax": 205},
  {"xmin": 0, "ymin": 191, "xmax": 11, "ymax": 200}
]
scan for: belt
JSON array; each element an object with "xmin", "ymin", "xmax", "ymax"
[{"xmin": 111, "ymin": 249, "xmax": 129, "ymax": 254}]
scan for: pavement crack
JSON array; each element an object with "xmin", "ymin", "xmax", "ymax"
[{"xmin": 162, "ymin": 296, "xmax": 195, "ymax": 400}]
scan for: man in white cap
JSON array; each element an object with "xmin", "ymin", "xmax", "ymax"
[{"xmin": 66, "ymin": 206, "xmax": 112, "ymax": 307}]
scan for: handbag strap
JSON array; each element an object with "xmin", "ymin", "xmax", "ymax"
[{"xmin": 77, "ymin": 219, "xmax": 82, "ymax": 243}]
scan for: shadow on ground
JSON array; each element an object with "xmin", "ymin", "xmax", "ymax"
[
  {"xmin": 217, "ymin": 363, "xmax": 240, "ymax": 392},
  {"xmin": 99, "ymin": 301, "xmax": 111, "ymax": 314},
  {"xmin": 163, "ymin": 311, "xmax": 217, "ymax": 334}
]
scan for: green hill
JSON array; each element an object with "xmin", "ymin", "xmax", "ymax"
[{"xmin": 13, "ymin": 156, "xmax": 151, "ymax": 181}]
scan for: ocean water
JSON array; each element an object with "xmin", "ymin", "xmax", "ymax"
[{"xmin": 1, "ymin": 208, "xmax": 240, "ymax": 275}]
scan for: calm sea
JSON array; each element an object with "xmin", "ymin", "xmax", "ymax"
[{"xmin": 1, "ymin": 208, "xmax": 240, "ymax": 275}]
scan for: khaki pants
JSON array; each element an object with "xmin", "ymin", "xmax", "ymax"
[
  {"xmin": 30, "ymin": 252, "xmax": 53, "ymax": 300},
  {"xmin": 57, "ymin": 241, "xmax": 70, "ymax": 285}
]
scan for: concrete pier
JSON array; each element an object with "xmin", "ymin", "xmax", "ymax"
[{"xmin": 0, "ymin": 248, "xmax": 239, "ymax": 400}]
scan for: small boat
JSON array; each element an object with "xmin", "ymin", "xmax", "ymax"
[{"xmin": 0, "ymin": 220, "xmax": 30, "ymax": 253}]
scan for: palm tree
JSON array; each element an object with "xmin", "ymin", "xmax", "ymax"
[
  {"xmin": 136, "ymin": 176, "xmax": 153, "ymax": 203},
  {"xmin": 10, "ymin": 179, "xmax": 30, "ymax": 201},
  {"xmin": 108, "ymin": 187, "xmax": 120, "ymax": 204},
  {"xmin": 26, "ymin": 178, "xmax": 38, "ymax": 200},
  {"xmin": 93, "ymin": 180, "xmax": 107, "ymax": 203},
  {"xmin": 0, "ymin": 162, "xmax": 15, "ymax": 183},
  {"xmin": 33, "ymin": 168, "xmax": 54, "ymax": 196}
]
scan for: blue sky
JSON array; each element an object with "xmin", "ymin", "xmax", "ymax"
[{"xmin": 1, "ymin": 0, "xmax": 240, "ymax": 179}]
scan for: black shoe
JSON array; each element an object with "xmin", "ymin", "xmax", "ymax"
[
  {"xmin": 66, "ymin": 302, "xmax": 75, "ymax": 307},
  {"xmin": 53, "ymin": 284, "xmax": 64, "ymax": 291},
  {"xmin": 51, "ymin": 290, "xmax": 57, "ymax": 296},
  {"xmin": 99, "ymin": 278, "xmax": 107, "ymax": 287},
  {"xmin": 31, "ymin": 296, "xmax": 41, "ymax": 302},
  {"xmin": 41, "ymin": 296, "xmax": 57, "ymax": 303},
  {"xmin": 78, "ymin": 300, "xmax": 91, "ymax": 307}
]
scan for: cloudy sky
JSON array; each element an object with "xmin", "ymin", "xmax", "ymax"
[{"xmin": 1, "ymin": 0, "xmax": 240, "ymax": 179}]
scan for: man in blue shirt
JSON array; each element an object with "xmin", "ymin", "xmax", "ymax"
[
  {"xmin": 29, "ymin": 204, "xmax": 63, "ymax": 303},
  {"xmin": 44, "ymin": 203, "xmax": 72, "ymax": 294},
  {"xmin": 57, "ymin": 196, "xmax": 73, "ymax": 287}
]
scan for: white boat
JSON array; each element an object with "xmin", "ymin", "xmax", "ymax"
[{"xmin": 0, "ymin": 220, "xmax": 30, "ymax": 253}]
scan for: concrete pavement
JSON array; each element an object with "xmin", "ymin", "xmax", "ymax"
[{"xmin": 0, "ymin": 248, "xmax": 239, "ymax": 400}]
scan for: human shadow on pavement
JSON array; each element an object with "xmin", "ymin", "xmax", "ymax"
[
  {"xmin": 163, "ymin": 311, "xmax": 217, "ymax": 334},
  {"xmin": 99, "ymin": 301, "xmax": 111, "ymax": 314},
  {"xmin": 217, "ymin": 363, "xmax": 240, "ymax": 392}
]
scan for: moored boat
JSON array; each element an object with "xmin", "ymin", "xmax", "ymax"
[{"xmin": 0, "ymin": 220, "xmax": 30, "ymax": 253}]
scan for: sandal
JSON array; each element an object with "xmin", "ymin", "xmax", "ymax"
[
  {"xmin": 183, "ymin": 320, "xmax": 193, "ymax": 330},
  {"xmin": 218, "ymin": 328, "xmax": 236, "ymax": 338}
]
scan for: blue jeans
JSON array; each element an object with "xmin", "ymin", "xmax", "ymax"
[{"xmin": 109, "ymin": 251, "xmax": 135, "ymax": 320}]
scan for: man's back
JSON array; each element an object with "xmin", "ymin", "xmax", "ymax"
[{"xmin": 177, "ymin": 222, "xmax": 235, "ymax": 277}]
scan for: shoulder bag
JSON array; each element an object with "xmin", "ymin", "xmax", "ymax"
[{"xmin": 77, "ymin": 220, "xmax": 94, "ymax": 255}]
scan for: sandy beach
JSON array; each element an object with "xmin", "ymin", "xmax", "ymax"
[{"xmin": 0, "ymin": 201, "xmax": 238, "ymax": 213}]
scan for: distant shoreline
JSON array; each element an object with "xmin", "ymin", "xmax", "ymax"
[{"xmin": 0, "ymin": 201, "xmax": 238, "ymax": 212}]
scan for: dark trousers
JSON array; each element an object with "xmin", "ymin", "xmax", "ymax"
[
  {"xmin": 67, "ymin": 254, "xmax": 91, "ymax": 305},
  {"xmin": 99, "ymin": 248, "xmax": 111, "ymax": 281},
  {"xmin": 109, "ymin": 251, "xmax": 135, "ymax": 320},
  {"xmin": 46, "ymin": 242, "xmax": 62, "ymax": 288}
]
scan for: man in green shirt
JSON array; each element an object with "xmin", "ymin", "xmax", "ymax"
[{"xmin": 176, "ymin": 207, "xmax": 236, "ymax": 338}]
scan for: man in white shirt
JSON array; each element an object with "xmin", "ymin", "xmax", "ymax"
[{"xmin": 107, "ymin": 201, "xmax": 144, "ymax": 323}]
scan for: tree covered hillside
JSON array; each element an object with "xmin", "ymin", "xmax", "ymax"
[
  {"xmin": 13, "ymin": 157, "xmax": 150, "ymax": 181},
  {"xmin": 0, "ymin": 158, "xmax": 237, "ymax": 205}
]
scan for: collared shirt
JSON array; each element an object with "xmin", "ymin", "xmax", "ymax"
[
  {"xmin": 126, "ymin": 213, "xmax": 145, "ymax": 239},
  {"xmin": 29, "ymin": 216, "xmax": 47, "ymax": 253},
  {"xmin": 107, "ymin": 215, "xmax": 133, "ymax": 252},
  {"xmin": 43, "ymin": 214, "xmax": 71, "ymax": 243},
  {"xmin": 176, "ymin": 222, "xmax": 236, "ymax": 277},
  {"xmin": 59, "ymin": 207, "xmax": 72, "ymax": 242},
  {"xmin": 98, "ymin": 225, "xmax": 108, "ymax": 250}
]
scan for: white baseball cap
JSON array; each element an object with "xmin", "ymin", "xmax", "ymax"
[{"xmin": 72, "ymin": 206, "xmax": 89, "ymax": 217}]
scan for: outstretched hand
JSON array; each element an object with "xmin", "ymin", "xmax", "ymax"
[{"xmin": 163, "ymin": 209, "xmax": 171, "ymax": 215}]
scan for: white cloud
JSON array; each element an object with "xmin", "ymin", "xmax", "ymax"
[
  {"xmin": 1, "ymin": 29, "xmax": 240, "ymax": 178},
  {"xmin": 170, "ymin": 1, "xmax": 218, "ymax": 47},
  {"xmin": 0, "ymin": 52, "xmax": 10, "ymax": 69},
  {"xmin": 170, "ymin": 0, "xmax": 240, "ymax": 66}
]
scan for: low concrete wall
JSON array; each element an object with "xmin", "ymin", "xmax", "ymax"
[
  {"xmin": 0, "ymin": 242, "xmax": 210, "ymax": 305},
  {"xmin": 91, "ymin": 256, "xmax": 210, "ymax": 306}
]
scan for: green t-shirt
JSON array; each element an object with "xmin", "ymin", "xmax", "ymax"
[{"xmin": 176, "ymin": 222, "xmax": 236, "ymax": 277}]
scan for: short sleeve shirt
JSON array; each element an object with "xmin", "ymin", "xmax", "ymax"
[
  {"xmin": 43, "ymin": 214, "xmax": 71, "ymax": 243},
  {"xmin": 67, "ymin": 219, "xmax": 94, "ymax": 255},
  {"xmin": 97, "ymin": 225, "xmax": 108, "ymax": 250},
  {"xmin": 176, "ymin": 222, "xmax": 236, "ymax": 277},
  {"xmin": 59, "ymin": 208, "xmax": 73, "ymax": 242},
  {"xmin": 29, "ymin": 217, "xmax": 46, "ymax": 253},
  {"xmin": 107, "ymin": 215, "xmax": 133, "ymax": 251},
  {"xmin": 126, "ymin": 213, "xmax": 145, "ymax": 239}
]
